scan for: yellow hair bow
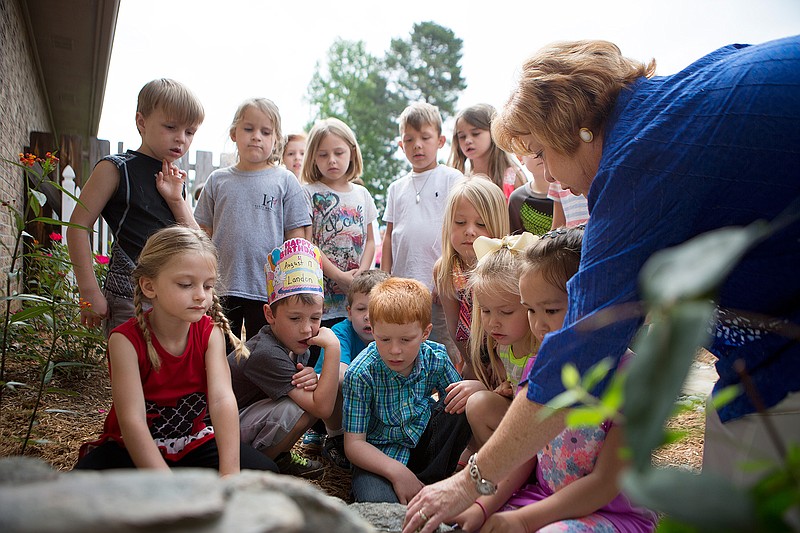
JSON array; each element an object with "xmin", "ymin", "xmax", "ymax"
[{"xmin": 473, "ymin": 232, "xmax": 539, "ymax": 261}]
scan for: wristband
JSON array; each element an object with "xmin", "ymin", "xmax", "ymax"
[{"xmin": 475, "ymin": 500, "xmax": 488, "ymax": 528}]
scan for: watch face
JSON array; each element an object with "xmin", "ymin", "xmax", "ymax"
[{"xmin": 477, "ymin": 481, "xmax": 496, "ymax": 496}]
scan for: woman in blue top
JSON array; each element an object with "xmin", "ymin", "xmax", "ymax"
[{"xmin": 404, "ymin": 35, "xmax": 800, "ymax": 533}]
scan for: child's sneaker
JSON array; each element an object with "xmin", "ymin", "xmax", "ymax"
[
  {"xmin": 322, "ymin": 434, "xmax": 351, "ymax": 471},
  {"xmin": 275, "ymin": 451, "xmax": 325, "ymax": 479},
  {"xmin": 301, "ymin": 428, "xmax": 324, "ymax": 452}
]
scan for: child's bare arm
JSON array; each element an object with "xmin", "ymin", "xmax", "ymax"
[
  {"xmin": 319, "ymin": 253, "xmax": 356, "ymax": 294},
  {"xmin": 344, "ymin": 432, "xmax": 423, "ymax": 505},
  {"xmin": 358, "ymin": 223, "xmax": 376, "ymax": 272},
  {"xmin": 380, "ymin": 222, "xmax": 393, "ymax": 273},
  {"xmin": 67, "ymin": 161, "xmax": 119, "ymax": 327},
  {"xmin": 285, "ymin": 226, "xmax": 307, "ymax": 240},
  {"xmin": 286, "ymin": 327, "xmax": 340, "ymax": 419},
  {"xmin": 198, "ymin": 223, "xmax": 213, "ymax": 238},
  {"xmin": 550, "ymin": 201, "xmax": 566, "ymax": 230},
  {"xmin": 108, "ymin": 333, "xmax": 169, "ymax": 470},
  {"xmin": 291, "ymin": 363, "xmax": 318, "ymax": 391},
  {"xmin": 156, "ymin": 160, "xmax": 199, "ymax": 229},
  {"xmin": 205, "ymin": 327, "xmax": 240, "ymax": 477},
  {"xmin": 436, "ymin": 281, "xmax": 465, "ymax": 357}
]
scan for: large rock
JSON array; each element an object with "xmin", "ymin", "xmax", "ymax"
[
  {"xmin": 349, "ymin": 503, "xmax": 460, "ymax": 532},
  {"xmin": 0, "ymin": 458, "xmax": 373, "ymax": 532}
]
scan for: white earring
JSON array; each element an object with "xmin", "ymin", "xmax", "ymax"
[{"xmin": 579, "ymin": 128, "xmax": 593, "ymax": 143}]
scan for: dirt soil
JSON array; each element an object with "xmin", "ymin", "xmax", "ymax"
[{"xmin": 1, "ymin": 351, "xmax": 712, "ymax": 501}]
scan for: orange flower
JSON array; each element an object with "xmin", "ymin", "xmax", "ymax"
[{"xmin": 19, "ymin": 153, "xmax": 37, "ymax": 167}]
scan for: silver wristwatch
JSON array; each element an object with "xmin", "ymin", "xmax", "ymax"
[{"xmin": 467, "ymin": 453, "xmax": 497, "ymax": 495}]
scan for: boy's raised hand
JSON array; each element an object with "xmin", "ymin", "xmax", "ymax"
[
  {"xmin": 304, "ymin": 326, "xmax": 338, "ymax": 351},
  {"xmin": 291, "ymin": 363, "xmax": 318, "ymax": 391},
  {"xmin": 156, "ymin": 159, "xmax": 187, "ymax": 203},
  {"xmin": 79, "ymin": 291, "xmax": 108, "ymax": 328}
]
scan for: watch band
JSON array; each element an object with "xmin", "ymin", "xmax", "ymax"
[{"xmin": 467, "ymin": 453, "xmax": 497, "ymax": 495}]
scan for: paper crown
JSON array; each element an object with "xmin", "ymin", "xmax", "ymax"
[{"xmin": 266, "ymin": 238, "xmax": 324, "ymax": 304}]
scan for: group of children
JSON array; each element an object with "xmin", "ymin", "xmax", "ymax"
[{"xmin": 69, "ymin": 77, "xmax": 654, "ymax": 531}]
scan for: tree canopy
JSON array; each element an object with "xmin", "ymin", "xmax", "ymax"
[{"xmin": 305, "ymin": 21, "xmax": 465, "ymax": 212}]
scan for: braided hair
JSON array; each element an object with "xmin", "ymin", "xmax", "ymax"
[{"xmin": 132, "ymin": 226, "xmax": 249, "ymax": 371}]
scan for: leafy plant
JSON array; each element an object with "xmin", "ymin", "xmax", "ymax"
[
  {"xmin": 1, "ymin": 152, "xmax": 107, "ymax": 452},
  {"xmin": 546, "ymin": 216, "xmax": 800, "ymax": 530}
]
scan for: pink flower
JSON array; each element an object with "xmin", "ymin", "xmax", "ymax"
[
  {"xmin": 94, "ymin": 254, "xmax": 110, "ymax": 265},
  {"xmin": 49, "ymin": 232, "xmax": 62, "ymax": 241}
]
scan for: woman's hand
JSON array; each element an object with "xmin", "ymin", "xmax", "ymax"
[{"xmin": 402, "ymin": 470, "xmax": 474, "ymax": 533}]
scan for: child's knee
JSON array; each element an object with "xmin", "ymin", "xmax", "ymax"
[{"xmin": 466, "ymin": 390, "xmax": 495, "ymax": 421}]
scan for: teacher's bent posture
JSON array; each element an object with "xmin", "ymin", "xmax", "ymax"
[{"xmin": 403, "ymin": 35, "xmax": 800, "ymax": 533}]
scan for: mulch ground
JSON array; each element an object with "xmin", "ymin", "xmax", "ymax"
[{"xmin": 0, "ymin": 350, "xmax": 712, "ymax": 500}]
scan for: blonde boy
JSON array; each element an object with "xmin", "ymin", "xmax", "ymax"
[
  {"xmin": 68, "ymin": 78, "xmax": 203, "ymax": 337},
  {"xmin": 228, "ymin": 238, "xmax": 341, "ymax": 478},
  {"xmin": 381, "ymin": 102, "xmax": 464, "ymax": 364},
  {"xmin": 343, "ymin": 277, "xmax": 471, "ymax": 503}
]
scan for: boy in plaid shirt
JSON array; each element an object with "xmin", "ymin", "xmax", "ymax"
[{"xmin": 343, "ymin": 277, "xmax": 471, "ymax": 503}]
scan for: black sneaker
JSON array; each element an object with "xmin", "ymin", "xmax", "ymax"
[
  {"xmin": 275, "ymin": 451, "xmax": 325, "ymax": 479},
  {"xmin": 322, "ymin": 434, "xmax": 351, "ymax": 471}
]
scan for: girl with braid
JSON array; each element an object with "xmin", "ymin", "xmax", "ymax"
[{"xmin": 76, "ymin": 226, "xmax": 277, "ymax": 473}]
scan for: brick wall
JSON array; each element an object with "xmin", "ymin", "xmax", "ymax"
[{"xmin": 0, "ymin": 0, "xmax": 52, "ymax": 296}]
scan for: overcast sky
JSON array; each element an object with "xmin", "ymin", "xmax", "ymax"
[{"xmin": 98, "ymin": 0, "xmax": 800, "ymax": 166}]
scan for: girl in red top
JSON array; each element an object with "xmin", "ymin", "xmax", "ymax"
[{"xmin": 76, "ymin": 227, "xmax": 277, "ymax": 474}]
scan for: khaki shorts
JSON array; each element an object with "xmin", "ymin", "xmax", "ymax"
[{"xmin": 239, "ymin": 396, "xmax": 305, "ymax": 451}]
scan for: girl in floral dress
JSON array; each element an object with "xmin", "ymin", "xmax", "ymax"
[{"xmin": 456, "ymin": 226, "xmax": 658, "ymax": 532}]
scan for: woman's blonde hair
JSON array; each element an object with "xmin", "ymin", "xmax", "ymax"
[
  {"xmin": 493, "ymin": 40, "xmax": 656, "ymax": 156},
  {"xmin": 468, "ymin": 244, "xmax": 535, "ymax": 389},
  {"xmin": 132, "ymin": 226, "xmax": 249, "ymax": 370},
  {"xmin": 301, "ymin": 118, "xmax": 364, "ymax": 184},
  {"xmin": 434, "ymin": 176, "xmax": 509, "ymax": 300},
  {"xmin": 229, "ymin": 98, "xmax": 283, "ymax": 164},
  {"xmin": 449, "ymin": 103, "xmax": 526, "ymax": 190}
]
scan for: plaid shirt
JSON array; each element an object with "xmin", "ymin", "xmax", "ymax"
[{"xmin": 343, "ymin": 340, "xmax": 461, "ymax": 464}]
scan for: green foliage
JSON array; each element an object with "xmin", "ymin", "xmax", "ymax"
[
  {"xmin": 307, "ymin": 39, "xmax": 406, "ymax": 212},
  {"xmin": 306, "ymin": 22, "xmax": 465, "ymax": 213},
  {"xmin": 1, "ymin": 152, "xmax": 107, "ymax": 452},
  {"xmin": 544, "ymin": 217, "xmax": 799, "ymax": 530},
  {"xmin": 384, "ymin": 21, "xmax": 466, "ymax": 120}
]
